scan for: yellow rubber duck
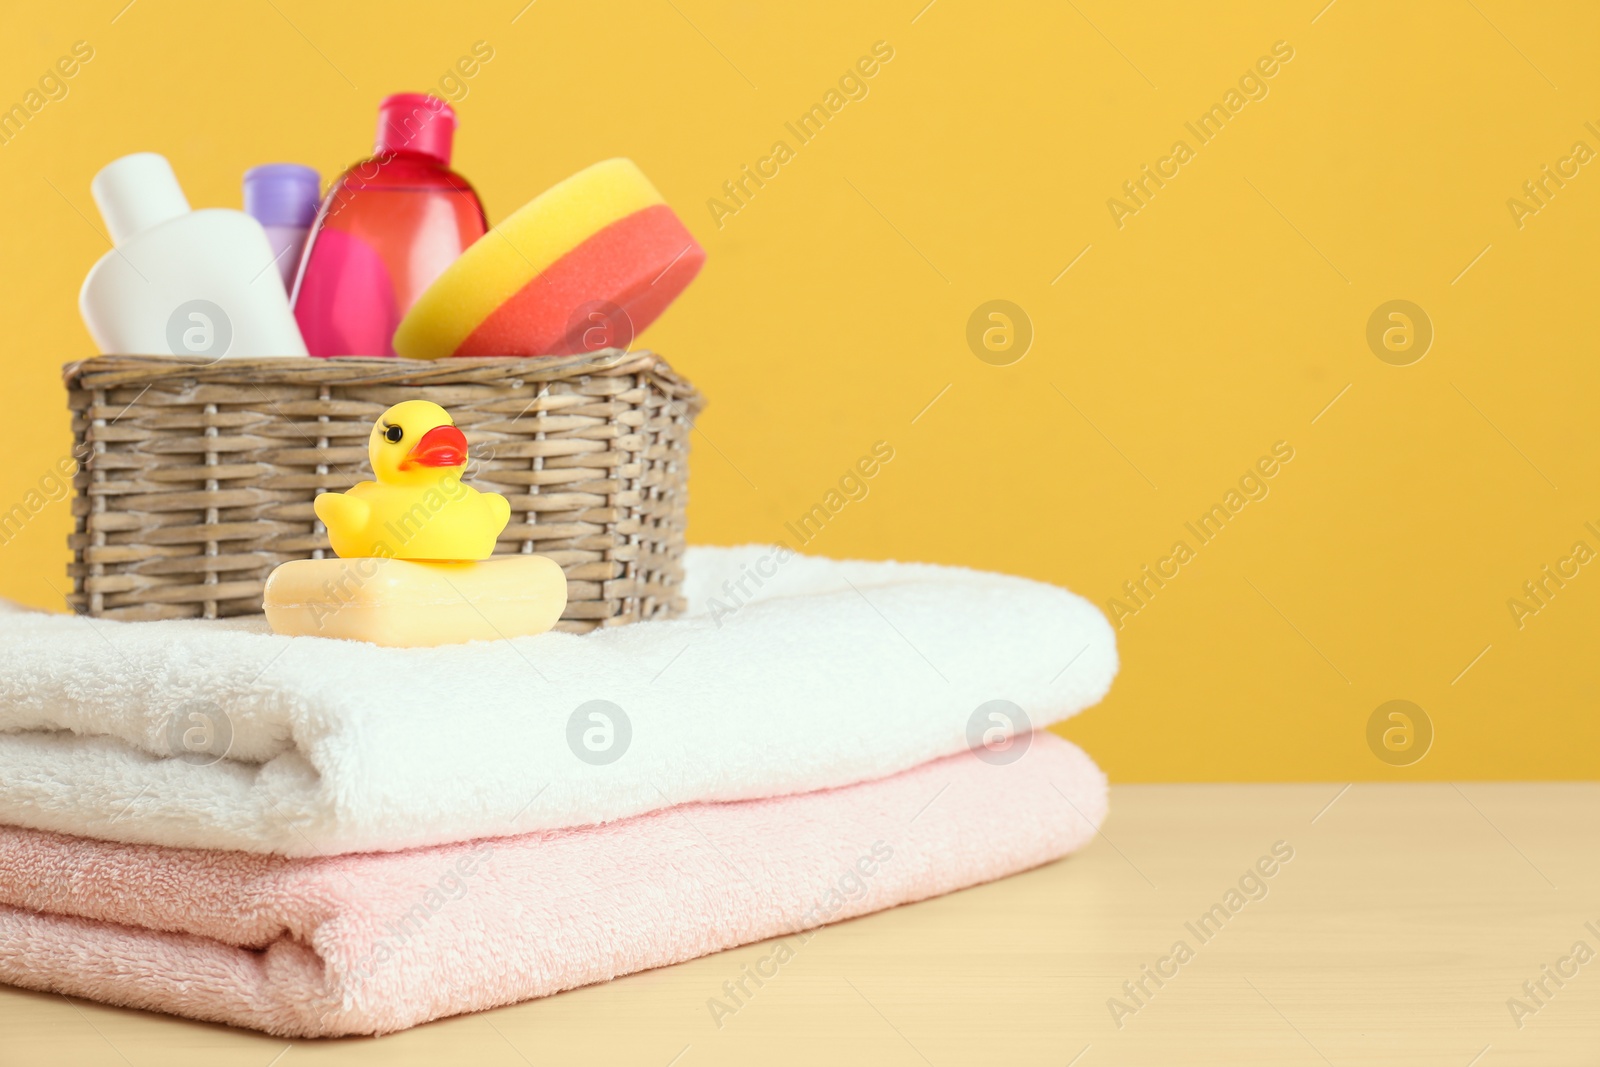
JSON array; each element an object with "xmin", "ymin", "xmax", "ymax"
[{"xmin": 314, "ymin": 400, "xmax": 511, "ymax": 560}]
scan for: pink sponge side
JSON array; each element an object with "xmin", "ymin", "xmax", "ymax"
[{"xmin": 456, "ymin": 204, "xmax": 704, "ymax": 357}]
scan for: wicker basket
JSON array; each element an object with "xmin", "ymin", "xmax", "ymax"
[{"xmin": 63, "ymin": 351, "xmax": 702, "ymax": 631}]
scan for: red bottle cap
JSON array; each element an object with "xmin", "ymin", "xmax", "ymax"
[{"xmin": 375, "ymin": 93, "xmax": 457, "ymax": 164}]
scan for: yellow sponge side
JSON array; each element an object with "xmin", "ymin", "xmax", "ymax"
[{"xmin": 394, "ymin": 158, "xmax": 664, "ymax": 360}]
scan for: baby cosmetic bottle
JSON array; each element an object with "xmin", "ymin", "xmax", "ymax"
[
  {"xmin": 243, "ymin": 163, "xmax": 321, "ymax": 294},
  {"xmin": 292, "ymin": 94, "xmax": 487, "ymax": 357},
  {"xmin": 79, "ymin": 152, "xmax": 308, "ymax": 357}
]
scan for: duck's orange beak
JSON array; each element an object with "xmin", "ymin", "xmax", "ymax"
[{"xmin": 401, "ymin": 425, "xmax": 468, "ymax": 469}]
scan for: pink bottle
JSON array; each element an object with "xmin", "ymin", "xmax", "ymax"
[{"xmin": 292, "ymin": 94, "xmax": 487, "ymax": 357}]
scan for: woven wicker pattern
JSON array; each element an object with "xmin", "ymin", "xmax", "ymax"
[{"xmin": 63, "ymin": 352, "xmax": 702, "ymax": 631}]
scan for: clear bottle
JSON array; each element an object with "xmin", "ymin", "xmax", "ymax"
[
  {"xmin": 79, "ymin": 152, "xmax": 308, "ymax": 358},
  {"xmin": 243, "ymin": 163, "xmax": 321, "ymax": 294},
  {"xmin": 291, "ymin": 94, "xmax": 487, "ymax": 357}
]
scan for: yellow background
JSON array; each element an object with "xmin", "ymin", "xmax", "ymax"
[{"xmin": 2, "ymin": 0, "xmax": 1595, "ymax": 781}]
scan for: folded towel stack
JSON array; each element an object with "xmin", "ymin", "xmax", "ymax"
[{"xmin": 0, "ymin": 546, "xmax": 1117, "ymax": 1036}]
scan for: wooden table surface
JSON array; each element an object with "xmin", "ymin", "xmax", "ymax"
[{"xmin": 2, "ymin": 783, "xmax": 1595, "ymax": 1066}]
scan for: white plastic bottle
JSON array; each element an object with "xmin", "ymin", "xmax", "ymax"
[{"xmin": 79, "ymin": 152, "xmax": 308, "ymax": 358}]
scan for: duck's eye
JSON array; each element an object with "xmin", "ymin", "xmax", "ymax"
[{"xmin": 384, "ymin": 424, "xmax": 404, "ymax": 443}]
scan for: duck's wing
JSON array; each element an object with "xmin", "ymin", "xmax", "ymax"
[
  {"xmin": 313, "ymin": 490, "xmax": 371, "ymax": 532},
  {"xmin": 485, "ymin": 491, "xmax": 511, "ymax": 535}
]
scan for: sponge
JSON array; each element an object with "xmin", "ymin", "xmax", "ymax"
[{"xmin": 393, "ymin": 158, "xmax": 705, "ymax": 359}]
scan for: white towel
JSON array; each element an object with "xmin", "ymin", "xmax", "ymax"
[{"xmin": 0, "ymin": 546, "xmax": 1115, "ymax": 855}]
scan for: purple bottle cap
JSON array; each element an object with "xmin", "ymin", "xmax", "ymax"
[{"xmin": 243, "ymin": 163, "xmax": 321, "ymax": 228}]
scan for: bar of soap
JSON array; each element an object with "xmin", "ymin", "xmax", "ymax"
[{"xmin": 263, "ymin": 556, "xmax": 567, "ymax": 647}]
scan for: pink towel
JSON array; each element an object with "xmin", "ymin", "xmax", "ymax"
[{"xmin": 0, "ymin": 734, "xmax": 1104, "ymax": 1037}]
